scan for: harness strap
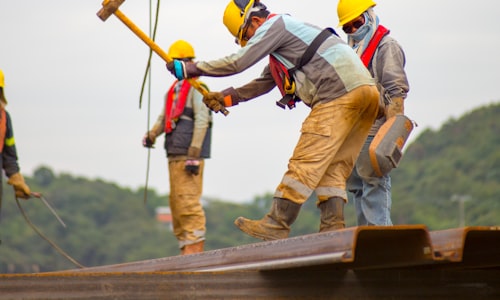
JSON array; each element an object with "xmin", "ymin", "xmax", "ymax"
[
  {"xmin": 360, "ymin": 25, "xmax": 390, "ymax": 67},
  {"xmin": 288, "ymin": 27, "xmax": 336, "ymax": 76},
  {"xmin": 276, "ymin": 27, "xmax": 337, "ymax": 109}
]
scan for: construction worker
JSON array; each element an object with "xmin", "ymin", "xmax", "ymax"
[
  {"xmin": 337, "ymin": 0, "xmax": 409, "ymax": 225},
  {"xmin": 167, "ymin": 0, "xmax": 380, "ymax": 241},
  {"xmin": 0, "ymin": 69, "xmax": 31, "ymax": 202},
  {"xmin": 143, "ymin": 40, "xmax": 212, "ymax": 254}
]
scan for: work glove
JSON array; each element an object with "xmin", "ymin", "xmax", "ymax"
[
  {"xmin": 185, "ymin": 146, "xmax": 201, "ymax": 175},
  {"xmin": 7, "ymin": 172, "xmax": 31, "ymax": 199},
  {"xmin": 385, "ymin": 97, "xmax": 404, "ymax": 120},
  {"xmin": 142, "ymin": 131, "xmax": 156, "ymax": 148},
  {"xmin": 166, "ymin": 60, "xmax": 202, "ymax": 80},
  {"xmin": 202, "ymin": 87, "xmax": 238, "ymax": 113}
]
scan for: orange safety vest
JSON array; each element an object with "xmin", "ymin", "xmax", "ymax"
[
  {"xmin": 0, "ymin": 109, "xmax": 7, "ymax": 152},
  {"xmin": 164, "ymin": 80, "xmax": 191, "ymax": 133}
]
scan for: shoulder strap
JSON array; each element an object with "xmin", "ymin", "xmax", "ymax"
[
  {"xmin": 360, "ymin": 25, "xmax": 390, "ymax": 67},
  {"xmin": 288, "ymin": 27, "xmax": 337, "ymax": 76}
]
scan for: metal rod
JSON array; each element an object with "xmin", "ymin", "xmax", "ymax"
[{"xmin": 32, "ymin": 193, "xmax": 67, "ymax": 228}]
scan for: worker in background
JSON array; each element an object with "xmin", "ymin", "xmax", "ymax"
[
  {"xmin": 167, "ymin": 0, "xmax": 380, "ymax": 241},
  {"xmin": 0, "ymin": 69, "xmax": 31, "ymax": 202},
  {"xmin": 337, "ymin": 0, "xmax": 409, "ymax": 225},
  {"xmin": 143, "ymin": 40, "xmax": 212, "ymax": 255}
]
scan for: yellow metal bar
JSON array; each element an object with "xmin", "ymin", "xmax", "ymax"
[{"xmin": 112, "ymin": 9, "xmax": 229, "ymax": 115}]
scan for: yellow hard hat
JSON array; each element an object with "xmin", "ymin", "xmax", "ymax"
[
  {"xmin": 337, "ymin": 0, "xmax": 376, "ymax": 27},
  {"xmin": 168, "ymin": 40, "xmax": 195, "ymax": 59},
  {"xmin": 223, "ymin": 0, "xmax": 257, "ymax": 46},
  {"xmin": 0, "ymin": 69, "xmax": 4, "ymax": 89}
]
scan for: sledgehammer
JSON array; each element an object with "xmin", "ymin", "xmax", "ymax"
[{"xmin": 96, "ymin": 0, "xmax": 229, "ymax": 116}]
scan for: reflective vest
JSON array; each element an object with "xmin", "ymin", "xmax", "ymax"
[
  {"xmin": 0, "ymin": 109, "xmax": 6, "ymax": 152},
  {"xmin": 164, "ymin": 80, "xmax": 191, "ymax": 133}
]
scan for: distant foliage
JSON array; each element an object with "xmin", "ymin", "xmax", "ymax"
[
  {"xmin": 391, "ymin": 102, "xmax": 500, "ymax": 227},
  {"xmin": 0, "ymin": 102, "xmax": 498, "ymax": 273}
]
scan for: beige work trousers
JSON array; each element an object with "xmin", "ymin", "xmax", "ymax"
[
  {"xmin": 168, "ymin": 159, "xmax": 206, "ymax": 249},
  {"xmin": 274, "ymin": 85, "xmax": 380, "ymax": 205}
]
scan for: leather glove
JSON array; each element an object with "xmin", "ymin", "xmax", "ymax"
[
  {"xmin": 203, "ymin": 88, "xmax": 238, "ymax": 113},
  {"xmin": 203, "ymin": 92, "xmax": 226, "ymax": 113},
  {"xmin": 185, "ymin": 146, "xmax": 201, "ymax": 175},
  {"xmin": 142, "ymin": 131, "xmax": 156, "ymax": 148},
  {"xmin": 385, "ymin": 97, "xmax": 404, "ymax": 120},
  {"xmin": 185, "ymin": 159, "xmax": 200, "ymax": 175},
  {"xmin": 7, "ymin": 172, "xmax": 31, "ymax": 199},
  {"xmin": 166, "ymin": 60, "xmax": 202, "ymax": 80}
]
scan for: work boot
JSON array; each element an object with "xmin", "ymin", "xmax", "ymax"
[
  {"xmin": 181, "ymin": 241, "xmax": 204, "ymax": 255},
  {"xmin": 234, "ymin": 197, "xmax": 301, "ymax": 241},
  {"xmin": 319, "ymin": 197, "xmax": 345, "ymax": 232}
]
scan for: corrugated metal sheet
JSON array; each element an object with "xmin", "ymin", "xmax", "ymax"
[{"xmin": 1, "ymin": 225, "xmax": 499, "ymax": 299}]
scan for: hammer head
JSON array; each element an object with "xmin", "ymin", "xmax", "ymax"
[{"xmin": 97, "ymin": 0, "xmax": 125, "ymax": 21}]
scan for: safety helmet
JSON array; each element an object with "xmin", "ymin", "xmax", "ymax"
[
  {"xmin": 223, "ymin": 0, "xmax": 265, "ymax": 46},
  {"xmin": 168, "ymin": 40, "xmax": 195, "ymax": 59},
  {"xmin": 0, "ymin": 69, "xmax": 6, "ymax": 105},
  {"xmin": 337, "ymin": 0, "xmax": 376, "ymax": 27},
  {"xmin": 0, "ymin": 69, "xmax": 4, "ymax": 89}
]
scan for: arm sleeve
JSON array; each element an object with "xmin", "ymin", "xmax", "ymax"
[
  {"xmin": 190, "ymin": 89, "xmax": 210, "ymax": 150},
  {"xmin": 150, "ymin": 109, "xmax": 165, "ymax": 137},
  {"xmin": 374, "ymin": 38, "xmax": 410, "ymax": 100},
  {"xmin": 233, "ymin": 65, "xmax": 277, "ymax": 103}
]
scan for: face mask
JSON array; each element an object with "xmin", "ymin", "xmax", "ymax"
[{"xmin": 348, "ymin": 22, "xmax": 370, "ymax": 42}]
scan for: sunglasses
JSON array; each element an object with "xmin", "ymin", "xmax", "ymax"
[
  {"xmin": 342, "ymin": 16, "xmax": 365, "ymax": 34},
  {"xmin": 235, "ymin": 21, "xmax": 251, "ymax": 45}
]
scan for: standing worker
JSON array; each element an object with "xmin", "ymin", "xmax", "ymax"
[
  {"xmin": 142, "ymin": 40, "xmax": 212, "ymax": 254},
  {"xmin": 167, "ymin": 0, "xmax": 380, "ymax": 241},
  {"xmin": 337, "ymin": 0, "xmax": 409, "ymax": 225},
  {"xmin": 0, "ymin": 69, "xmax": 31, "ymax": 203}
]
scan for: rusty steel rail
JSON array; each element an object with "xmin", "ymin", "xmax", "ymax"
[
  {"xmin": 430, "ymin": 226, "xmax": 500, "ymax": 268},
  {"xmin": 1, "ymin": 226, "xmax": 500, "ymax": 299},
  {"xmin": 60, "ymin": 225, "xmax": 434, "ymax": 273},
  {"xmin": 1, "ymin": 268, "xmax": 499, "ymax": 299}
]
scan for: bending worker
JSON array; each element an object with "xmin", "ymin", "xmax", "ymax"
[
  {"xmin": 167, "ymin": 0, "xmax": 380, "ymax": 241},
  {"xmin": 143, "ymin": 40, "xmax": 212, "ymax": 254},
  {"xmin": 0, "ymin": 69, "xmax": 31, "ymax": 202},
  {"xmin": 337, "ymin": 0, "xmax": 410, "ymax": 226}
]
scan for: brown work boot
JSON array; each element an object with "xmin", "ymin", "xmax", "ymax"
[
  {"xmin": 319, "ymin": 197, "xmax": 345, "ymax": 232},
  {"xmin": 234, "ymin": 197, "xmax": 301, "ymax": 241},
  {"xmin": 181, "ymin": 241, "xmax": 204, "ymax": 255}
]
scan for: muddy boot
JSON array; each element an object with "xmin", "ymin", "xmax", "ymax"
[
  {"xmin": 319, "ymin": 197, "xmax": 345, "ymax": 232},
  {"xmin": 234, "ymin": 197, "xmax": 301, "ymax": 241},
  {"xmin": 181, "ymin": 241, "xmax": 204, "ymax": 255}
]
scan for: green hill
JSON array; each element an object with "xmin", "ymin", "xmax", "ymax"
[
  {"xmin": 0, "ymin": 102, "xmax": 498, "ymax": 273},
  {"xmin": 390, "ymin": 102, "xmax": 500, "ymax": 228}
]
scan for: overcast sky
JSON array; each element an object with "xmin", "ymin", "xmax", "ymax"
[{"xmin": 1, "ymin": 0, "xmax": 498, "ymax": 204}]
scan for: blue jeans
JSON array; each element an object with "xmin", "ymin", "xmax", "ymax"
[{"xmin": 347, "ymin": 135, "xmax": 393, "ymax": 225}]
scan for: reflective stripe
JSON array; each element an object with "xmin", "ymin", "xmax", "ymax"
[
  {"xmin": 5, "ymin": 136, "xmax": 14, "ymax": 147},
  {"xmin": 278, "ymin": 175, "xmax": 313, "ymax": 198},
  {"xmin": 315, "ymin": 186, "xmax": 348, "ymax": 201}
]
